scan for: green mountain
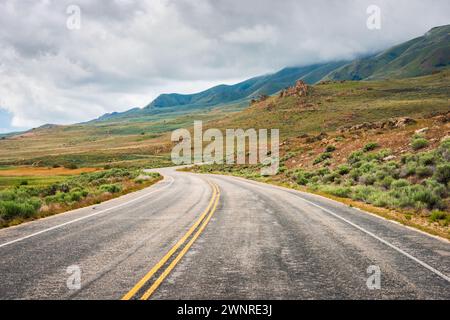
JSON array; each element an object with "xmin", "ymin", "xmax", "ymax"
[
  {"xmin": 147, "ymin": 62, "xmax": 345, "ymax": 109},
  {"xmin": 325, "ymin": 24, "xmax": 450, "ymax": 81},
  {"xmin": 94, "ymin": 61, "xmax": 347, "ymax": 122},
  {"xmin": 94, "ymin": 25, "xmax": 449, "ymax": 123}
]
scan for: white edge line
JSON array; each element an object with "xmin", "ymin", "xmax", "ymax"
[
  {"xmin": 0, "ymin": 175, "xmax": 174, "ymax": 249},
  {"xmin": 210, "ymin": 174, "xmax": 450, "ymax": 283},
  {"xmin": 301, "ymin": 197, "xmax": 450, "ymax": 283}
]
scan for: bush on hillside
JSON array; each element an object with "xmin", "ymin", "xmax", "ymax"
[
  {"xmin": 411, "ymin": 138, "xmax": 429, "ymax": 150},
  {"xmin": 363, "ymin": 142, "xmax": 379, "ymax": 152}
]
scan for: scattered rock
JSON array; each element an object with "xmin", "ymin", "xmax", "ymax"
[
  {"xmin": 383, "ymin": 155, "xmax": 397, "ymax": 161},
  {"xmin": 394, "ymin": 117, "xmax": 417, "ymax": 128},
  {"xmin": 306, "ymin": 132, "xmax": 328, "ymax": 143},
  {"xmin": 434, "ymin": 112, "xmax": 450, "ymax": 123},
  {"xmin": 415, "ymin": 127, "xmax": 429, "ymax": 134},
  {"xmin": 338, "ymin": 117, "xmax": 417, "ymax": 133}
]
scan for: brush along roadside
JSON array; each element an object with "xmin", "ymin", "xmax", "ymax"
[
  {"xmin": 0, "ymin": 168, "xmax": 162, "ymax": 228},
  {"xmin": 185, "ymin": 136, "xmax": 450, "ymax": 240}
]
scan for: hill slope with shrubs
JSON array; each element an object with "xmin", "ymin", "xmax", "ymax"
[{"xmin": 188, "ymin": 71, "xmax": 450, "ymax": 239}]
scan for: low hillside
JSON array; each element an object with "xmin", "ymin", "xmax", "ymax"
[{"xmin": 210, "ymin": 70, "xmax": 450, "ymax": 138}]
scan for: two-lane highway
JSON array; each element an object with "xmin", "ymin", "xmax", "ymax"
[{"xmin": 0, "ymin": 167, "xmax": 449, "ymax": 299}]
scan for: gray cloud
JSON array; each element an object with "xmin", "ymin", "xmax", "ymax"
[{"xmin": 0, "ymin": 0, "xmax": 449, "ymax": 130}]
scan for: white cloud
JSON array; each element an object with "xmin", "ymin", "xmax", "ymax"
[
  {"xmin": 222, "ymin": 25, "xmax": 278, "ymax": 44},
  {"xmin": 0, "ymin": 0, "xmax": 448, "ymax": 130}
]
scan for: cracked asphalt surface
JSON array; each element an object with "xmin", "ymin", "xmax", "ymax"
[{"xmin": 0, "ymin": 167, "xmax": 449, "ymax": 300}]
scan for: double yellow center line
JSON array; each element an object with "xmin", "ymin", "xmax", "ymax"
[{"xmin": 122, "ymin": 181, "xmax": 221, "ymax": 300}]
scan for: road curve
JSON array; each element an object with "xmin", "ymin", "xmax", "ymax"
[{"xmin": 0, "ymin": 167, "xmax": 449, "ymax": 299}]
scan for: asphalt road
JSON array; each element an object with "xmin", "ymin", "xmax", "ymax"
[{"xmin": 0, "ymin": 167, "xmax": 449, "ymax": 300}]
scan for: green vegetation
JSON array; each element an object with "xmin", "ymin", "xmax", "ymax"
[
  {"xmin": 0, "ymin": 169, "xmax": 161, "ymax": 228},
  {"xmin": 313, "ymin": 152, "xmax": 332, "ymax": 165},
  {"xmin": 292, "ymin": 138, "xmax": 450, "ymax": 213},
  {"xmin": 306, "ymin": 139, "xmax": 447, "ymax": 213},
  {"xmin": 0, "ymin": 175, "xmax": 69, "ymax": 189},
  {"xmin": 191, "ymin": 138, "xmax": 450, "ymax": 221},
  {"xmin": 325, "ymin": 145, "xmax": 337, "ymax": 153},
  {"xmin": 429, "ymin": 210, "xmax": 450, "ymax": 226},
  {"xmin": 363, "ymin": 142, "xmax": 379, "ymax": 152},
  {"xmin": 411, "ymin": 137, "xmax": 429, "ymax": 150}
]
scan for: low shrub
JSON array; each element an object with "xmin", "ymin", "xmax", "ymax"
[
  {"xmin": 419, "ymin": 152, "xmax": 436, "ymax": 166},
  {"xmin": 296, "ymin": 172, "xmax": 309, "ymax": 186},
  {"xmin": 64, "ymin": 163, "xmax": 79, "ymax": 170},
  {"xmin": 411, "ymin": 138, "xmax": 429, "ymax": 150},
  {"xmin": 434, "ymin": 164, "xmax": 450, "ymax": 184},
  {"xmin": 363, "ymin": 142, "xmax": 379, "ymax": 152},
  {"xmin": 0, "ymin": 199, "xmax": 41, "ymax": 219},
  {"xmin": 313, "ymin": 152, "xmax": 332, "ymax": 165},
  {"xmin": 325, "ymin": 145, "xmax": 336, "ymax": 153},
  {"xmin": 429, "ymin": 210, "xmax": 448, "ymax": 222},
  {"xmin": 391, "ymin": 179, "xmax": 410, "ymax": 189},
  {"xmin": 348, "ymin": 151, "xmax": 364, "ymax": 164},
  {"xmin": 415, "ymin": 166, "xmax": 433, "ymax": 178},
  {"xmin": 320, "ymin": 186, "xmax": 351, "ymax": 198},
  {"xmin": 367, "ymin": 192, "xmax": 393, "ymax": 208},
  {"xmin": 378, "ymin": 176, "xmax": 394, "ymax": 189},
  {"xmin": 336, "ymin": 165, "xmax": 351, "ymax": 175},
  {"xmin": 99, "ymin": 184, "xmax": 122, "ymax": 194},
  {"xmin": 359, "ymin": 174, "xmax": 376, "ymax": 185}
]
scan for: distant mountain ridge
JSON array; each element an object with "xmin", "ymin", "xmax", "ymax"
[
  {"xmin": 147, "ymin": 62, "xmax": 346, "ymax": 109},
  {"xmin": 325, "ymin": 24, "xmax": 450, "ymax": 81},
  {"xmin": 93, "ymin": 25, "xmax": 449, "ymax": 123},
  {"xmin": 94, "ymin": 61, "xmax": 347, "ymax": 122}
]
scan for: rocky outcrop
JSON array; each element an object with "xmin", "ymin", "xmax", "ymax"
[
  {"xmin": 279, "ymin": 80, "xmax": 309, "ymax": 98},
  {"xmin": 337, "ymin": 117, "xmax": 417, "ymax": 133}
]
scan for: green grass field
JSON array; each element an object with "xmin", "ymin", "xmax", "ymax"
[{"xmin": 0, "ymin": 176, "xmax": 69, "ymax": 189}]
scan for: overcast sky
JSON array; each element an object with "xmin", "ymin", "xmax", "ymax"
[{"xmin": 0, "ymin": 0, "xmax": 449, "ymax": 133}]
